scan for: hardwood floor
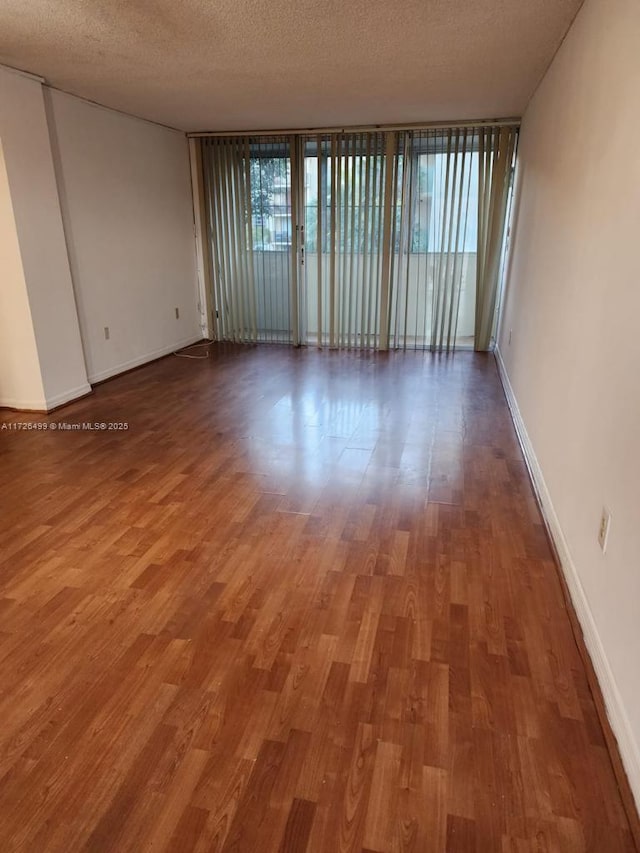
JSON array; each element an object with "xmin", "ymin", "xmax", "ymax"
[{"xmin": 0, "ymin": 344, "xmax": 635, "ymax": 852}]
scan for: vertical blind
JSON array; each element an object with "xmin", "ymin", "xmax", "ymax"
[
  {"xmin": 476, "ymin": 126, "xmax": 518, "ymax": 350},
  {"xmin": 390, "ymin": 128, "xmax": 478, "ymax": 352},
  {"xmin": 202, "ymin": 137, "xmax": 255, "ymax": 343},
  {"xmin": 305, "ymin": 132, "xmax": 391, "ymax": 349},
  {"xmin": 202, "ymin": 136, "xmax": 296, "ymax": 343},
  {"xmin": 200, "ymin": 124, "xmax": 518, "ymax": 352}
]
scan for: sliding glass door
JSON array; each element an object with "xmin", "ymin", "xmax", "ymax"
[
  {"xmin": 201, "ymin": 136, "xmax": 298, "ymax": 344},
  {"xmin": 199, "ymin": 125, "xmax": 517, "ymax": 352},
  {"xmin": 389, "ymin": 129, "xmax": 480, "ymax": 350},
  {"xmin": 302, "ymin": 133, "xmax": 390, "ymax": 349},
  {"xmin": 250, "ymin": 140, "xmax": 294, "ymax": 343}
]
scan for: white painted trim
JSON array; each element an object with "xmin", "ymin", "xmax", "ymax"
[
  {"xmin": 45, "ymin": 86, "xmax": 183, "ymax": 135},
  {"xmin": 188, "ymin": 138, "xmax": 213, "ymax": 339},
  {"xmin": 87, "ymin": 335, "xmax": 204, "ymax": 384},
  {"xmin": 0, "ymin": 381, "xmax": 92, "ymax": 412},
  {"xmin": 45, "ymin": 382, "xmax": 92, "ymax": 410},
  {"xmin": 0, "ymin": 396, "xmax": 48, "ymax": 411},
  {"xmin": 494, "ymin": 346, "xmax": 640, "ymax": 809},
  {"xmin": 188, "ymin": 117, "xmax": 521, "ymax": 138},
  {"xmin": 0, "ymin": 62, "xmax": 45, "ymax": 84}
]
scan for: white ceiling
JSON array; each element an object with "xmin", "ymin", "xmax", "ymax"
[{"xmin": 0, "ymin": 0, "xmax": 583, "ymax": 133}]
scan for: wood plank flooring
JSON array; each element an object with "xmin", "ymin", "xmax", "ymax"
[{"xmin": 0, "ymin": 344, "xmax": 635, "ymax": 852}]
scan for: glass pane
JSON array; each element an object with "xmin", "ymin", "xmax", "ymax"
[{"xmin": 249, "ymin": 140, "xmax": 293, "ymax": 344}]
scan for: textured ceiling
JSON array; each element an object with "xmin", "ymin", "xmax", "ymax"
[{"xmin": 0, "ymin": 0, "xmax": 583, "ymax": 133}]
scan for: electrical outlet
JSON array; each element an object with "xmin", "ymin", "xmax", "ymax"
[
  {"xmin": 175, "ymin": 307, "xmax": 180, "ymax": 319},
  {"xmin": 598, "ymin": 507, "xmax": 611, "ymax": 553},
  {"xmin": 104, "ymin": 326, "xmax": 110, "ymax": 341}
]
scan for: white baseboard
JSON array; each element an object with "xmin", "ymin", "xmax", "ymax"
[
  {"xmin": 494, "ymin": 346, "xmax": 640, "ymax": 810},
  {"xmin": 0, "ymin": 395, "xmax": 48, "ymax": 411},
  {"xmin": 87, "ymin": 334, "xmax": 204, "ymax": 384},
  {"xmin": 0, "ymin": 382, "xmax": 92, "ymax": 412},
  {"xmin": 1, "ymin": 336, "xmax": 205, "ymax": 411},
  {"xmin": 45, "ymin": 382, "xmax": 92, "ymax": 411}
]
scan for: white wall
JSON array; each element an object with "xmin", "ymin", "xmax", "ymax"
[
  {"xmin": 0, "ymin": 65, "xmax": 90, "ymax": 409},
  {"xmin": 497, "ymin": 0, "xmax": 640, "ymax": 806},
  {"xmin": 47, "ymin": 90, "xmax": 200, "ymax": 382},
  {"xmin": 0, "ymin": 138, "xmax": 46, "ymax": 408}
]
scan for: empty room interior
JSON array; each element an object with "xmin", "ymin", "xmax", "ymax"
[{"xmin": 0, "ymin": 0, "xmax": 639, "ymax": 850}]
